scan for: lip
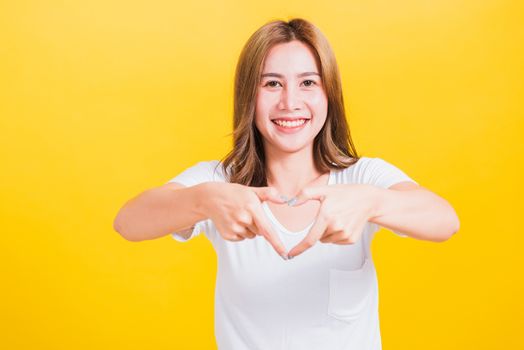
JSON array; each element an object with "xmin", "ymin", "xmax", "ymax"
[
  {"xmin": 270, "ymin": 116, "xmax": 311, "ymax": 121},
  {"xmin": 271, "ymin": 118, "xmax": 310, "ymax": 134}
]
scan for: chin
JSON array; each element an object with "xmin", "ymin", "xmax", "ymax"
[{"xmin": 274, "ymin": 141, "xmax": 311, "ymax": 154}]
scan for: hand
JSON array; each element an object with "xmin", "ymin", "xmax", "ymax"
[
  {"xmin": 203, "ymin": 182, "xmax": 289, "ymax": 259},
  {"xmin": 286, "ymin": 184, "xmax": 379, "ymax": 259}
]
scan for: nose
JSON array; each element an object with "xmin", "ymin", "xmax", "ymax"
[{"xmin": 278, "ymin": 85, "xmax": 301, "ymax": 110}]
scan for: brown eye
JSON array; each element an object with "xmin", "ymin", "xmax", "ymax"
[
  {"xmin": 303, "ymin": 80, "xmax": 316, "ymax": 87},
  {"xmin": 264, "ymin": 80, "xmax": 282, "ymax": 88}
]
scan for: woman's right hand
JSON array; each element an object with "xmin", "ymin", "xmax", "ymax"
[{"xmin": 201, "ymin": 182, "xmax": 289, "ymax": 259}]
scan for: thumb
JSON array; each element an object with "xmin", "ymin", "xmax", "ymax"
[{"xmin": 249, "ymin": 186, "xmax": 288, "ymax": 204}]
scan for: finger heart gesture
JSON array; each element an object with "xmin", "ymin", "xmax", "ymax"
[{"xmin": 285, "ymin": 184, "xmax": 379, "ymax": 259}]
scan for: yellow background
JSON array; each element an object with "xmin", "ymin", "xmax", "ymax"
[{"xmin": 1, "ymin": 0, "xmax": 522, "ymax": 348}]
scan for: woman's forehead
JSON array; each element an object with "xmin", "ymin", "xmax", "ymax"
[{"xmin": 262, "ymin": 41, "xmax": 320, "ymax": 76}]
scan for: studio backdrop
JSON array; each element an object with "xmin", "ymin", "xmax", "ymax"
[{"xmin": 1, "ymin": 1, "xmax": 522, "ymax": 349}]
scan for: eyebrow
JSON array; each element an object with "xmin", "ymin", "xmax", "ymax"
[{"xmin": 261, "ymin": 72, "xmax": 320, "ymax": 78}]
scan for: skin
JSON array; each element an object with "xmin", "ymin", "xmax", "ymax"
[
  {"xmin": 115, "ymin": 40, "xmax": 458, "ymax": 255},
  {"xmin": 204, "ymin": 39, "xmax": 330, "ymax": 260},
  {"xmin": 252, "ymin": 40, "xmax": 460, "ymax": 259},
  {"xmin": 255, "ymin": 40, "xmax": 329, "ymax": 197}
]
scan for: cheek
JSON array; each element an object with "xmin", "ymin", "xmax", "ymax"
[
  {"xmin": 256, "ymin": 91, "xmax": 275, "ymax": 112},
  {"xmin": 255, "ymin": 96, "xmax": 269, "ymax": 131},
  {"xmin": 255, "ymin": 93, "xmax": 266, "ymax": 117},
  {"xmin": 308, "ymin": 91, "xmax": 328, "ymax": 115},
  {"xmin": 255, "ymin": 92, "xmax": 277, "ymax": 127},
  {"xmin": 253, "ymin": 111, "xmax": 263, "ymax": 132},
  {"xmin": 254, "ymin": 102, "xmax": 263, "ymax": 123}
]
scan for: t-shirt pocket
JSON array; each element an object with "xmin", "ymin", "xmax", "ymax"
[{"xmin": 327, "ymin": 257, "xmax": 374, "ymax": 323}]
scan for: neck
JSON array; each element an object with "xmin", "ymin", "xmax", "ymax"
[{"xmin": 264, "ymin": 143, "xmax": 326, "ymax": 198}]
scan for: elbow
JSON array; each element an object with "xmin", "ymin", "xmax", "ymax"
[
  {"xmin": 431, "ymin": 230, "xmax": 456, "ymax": 243},
  {"xmin": 115, "ymin": 227, "xmax": 142, "ymax": 243},
  {"xmin": 113, "ymin": 217, "xmax": 123, "ymax": 235},
  {"xmin": 113, "ymin": 206, "xmax": 125, "ymax": 233},
  {"xmin": 113, "ymin": 214, "xmax": 141, "ymax": 242},
  {"xmin": 440, "ymin": 206, "xmax": 460, "ymax": 242},
  {"xmin": 436, "ymin": 214, "xmax": 460, "ymax": 242},
  {"xmin": 113, "ymin": 219, "xmax": 129, "ymax": 241},
  {"xmin": 452, "ymin": 217, "xmax": 460, "ymax": 237},
  {"xmin": 449, "ymin": 211, "xmax": 460, "ymax": 238},
  {"xmin": 436, "ymin": 228, "xmax": 458, "ymax": 243},
  {"xmin": 113, "ymin": 210, "xmax": 126, "ymax": 236}
]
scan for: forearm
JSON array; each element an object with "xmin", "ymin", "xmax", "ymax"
[
  {"xmin": 369, "ymin": 188, "xmax": 460, "ymax": 242},
  {"xmin": 114, "ymin": 183, "xmax": 210, "ymax": 242}
]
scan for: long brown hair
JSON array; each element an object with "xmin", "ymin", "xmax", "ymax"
[{"xmin": 220, "ymin": 18, "xmax": 360, "ymax": 186}]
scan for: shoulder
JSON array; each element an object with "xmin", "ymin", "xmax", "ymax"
[
  {"xmin": 189, "ymin": 160, "xmax": 225, "ymax": 180},
  {"xmin": 334, "ymin": 156, "xmax": 373, "ymax": 177},
  {"xmin": 192, "ymin": 159, "xmax": 222, "ymax": 171},
  {"xmin": 334, "ymin": 156, "xmax": 417, "ymax": 188},
  {"xmin": 359, "ymin": 156, "xmax": 418, "ymax": 188},
  {"xmin": 165, "ymin": 159, "xmax": 225, "ymax": 186},
  {"xmin": 344, "ymin": 156, "xmax": 399, "ymax": 173}
]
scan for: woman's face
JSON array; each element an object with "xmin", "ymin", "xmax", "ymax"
[{"xmin": 255, "ymin": 40, "xmax": 328, "ymax": 154}]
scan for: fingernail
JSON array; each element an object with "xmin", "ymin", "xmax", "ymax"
[
  {"xmin": 279, "ymin": 194, "xmax": 289, "ymax": 202},
  {"xmin": 287, "ymin": 254, "xmax": 294, "ymax": 260},
  {"xmin": 280, "ymin": 253, "xmax": 289, "ymax": 261},
  {"xmin": 287, "ymin": 197, "xmax": 297, "ymax": 207}
]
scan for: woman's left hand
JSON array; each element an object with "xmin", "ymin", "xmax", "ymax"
[{"xmin": 286, "ymin": 184, "xmax": 380, "ymax": 259}]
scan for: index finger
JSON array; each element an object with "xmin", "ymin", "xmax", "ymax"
[
  {"xmin": 287, "ymin": 214, "xmax": 328, "ymax": 259},
  {"xmin": 249, "ymin": 203, "xmax": 288, "ymax": 260}
]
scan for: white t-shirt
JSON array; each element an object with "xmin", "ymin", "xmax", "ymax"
[{"xmin": 166, "ymin": 157, "xmax": 418, "ymax": 350}]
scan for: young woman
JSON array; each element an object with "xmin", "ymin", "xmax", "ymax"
[{"xmin": 114, "ymin": 18, "xmax": 460, "ymax": 350}]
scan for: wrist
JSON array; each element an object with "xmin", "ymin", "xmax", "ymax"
[
  {"xmin": 194, "ymin": 182, "xmax": 217, "ymax": 219},
  {"xmin": 369, "ymin": 185, "xmax": 386, "ymax": 222}
]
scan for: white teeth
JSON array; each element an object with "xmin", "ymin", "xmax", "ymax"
[{"xmin": 273, "ymin": 119, "xmax": 307, "ymax": 128}]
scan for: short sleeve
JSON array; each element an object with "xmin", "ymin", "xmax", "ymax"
[
  {"xmin": 363, "ymin": 157, "xmax": 418, "ymax": 238},
  {"xmin": 364, "ymin": 157, "xmax": 418, "ymax": 189},
  {"xmin": 165, "ymin": 160, "xmax": 221, "ymax": 242},
  {"xmin": 166, "ymin": 160, "xmax": 222, "ymax": 187},
  {"xmin": 171, "ymin": 219, "xmax": 211, "ymax": 242}
]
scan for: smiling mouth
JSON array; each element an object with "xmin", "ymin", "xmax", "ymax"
[{"xmin": 271, "ymin": 118, "xmax": 310, "ymax": 128}]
